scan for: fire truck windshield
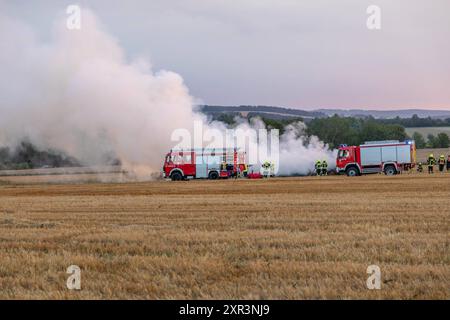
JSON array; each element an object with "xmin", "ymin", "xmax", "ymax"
[
  {"xmin": 169, "ymin": 154, "xmax": 192, "ymax": 165},
  {"xmin": 338, "ymin": 150, "xmax": 349, "ymax": 159}
]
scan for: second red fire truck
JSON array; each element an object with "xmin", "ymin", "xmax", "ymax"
[{"xmin": 336, "ymin": 140, "xmax": 416, "ymax": 176}]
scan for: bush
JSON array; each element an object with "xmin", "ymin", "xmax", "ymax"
[
  {"xmin": 436, "ymin": 133, "xmax": 450, "ymax": 148},
  {"xmin": 412, "ymin": 132, "xmax": 426, "ymax": 149}
]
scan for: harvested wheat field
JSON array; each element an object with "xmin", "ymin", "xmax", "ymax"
[{"xmin": 0, "ymin": 173, "xmax": 449, "ymax": 299}]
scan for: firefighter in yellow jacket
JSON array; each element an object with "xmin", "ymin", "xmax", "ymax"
[
  {"xmin": 427, "ymin": 154, "xmax": 436, "ymax": 174},
  {"xmin": 321, "ymin": 160, "xmax": 328, "ymax": 176},
  {"xmin": 261, "ymin": 161, "xmax": 274, "ymax": 177},
  {"xmin": 315, "ymin": 160, "xmax": 322, "ymax": 176}
]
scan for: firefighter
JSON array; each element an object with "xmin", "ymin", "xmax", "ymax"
[
  {"xmin": 262, "ymin": 161, "xmax": 272, "ymax": 177},
  {"xmin": 321, "ymin": 160, "xmax": 328, "ymax": 176},
  {"xmin": 262, "ymin": 161, "xmax": 271, "ymax": 170},
  {"xmin": 427, "ymin": 154, "xmax": 436, "ymax": 174},
  {"xmin": 438, "ymin": 155, "xmax": 446, "ymax": 173},
  {"xmin": 417, "ymin": 162, "xmax": 423, "ymax": 173},
  {"xmin": 315, "ymin": 160, "xmax": 322, "ymax": 176},
  {"xmin": 269, "ymin": 162, "xmax": 275, "ymax": 177},
  {"xmin": 242, "ymin": 164, "xmax": 248, "ymax": 177}
]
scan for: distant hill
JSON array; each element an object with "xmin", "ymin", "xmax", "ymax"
[
  {"xmin": 199, "ymin": 105, "xmax": 325, "ymax": 121},
  {"xmin": 317, "ymin": 109, "xmax": 450, "ymax": 119},
  {"xmin": 199, "ymin": 105, "xmax": 450, "ymax": 120}
]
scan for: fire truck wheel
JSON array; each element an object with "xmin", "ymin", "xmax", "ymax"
[
  {"xmin": 345, "ymin": 167, "xmax": 359, "ymax": 177},
  {"xmin": 384, "ymin": 165, "xmax": 396, "ymax": 176},
  {"xmin": 170, "ymin": 171, "xmax": 183, "ymax": 181},
  {"xmin": 208, "ymin": 171, "xmax": 219, "ymax": 180}
]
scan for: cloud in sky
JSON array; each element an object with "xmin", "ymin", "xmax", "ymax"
[{"xmin": 1, "ymin": 0, "xmax": 450, "ymax": 110}]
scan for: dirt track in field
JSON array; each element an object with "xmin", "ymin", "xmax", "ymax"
[{"xmin": 0, "ymin": 173, "xmax": 449, "ymax": 299}]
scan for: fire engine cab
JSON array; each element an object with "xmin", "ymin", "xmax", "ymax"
[
  {"xmin": 163, "ymin": 148, "xmax": 248, "ymax": 181},
  {"xmin": 336, "ymin": 140, "xmax": 416, "ymax": 176}
]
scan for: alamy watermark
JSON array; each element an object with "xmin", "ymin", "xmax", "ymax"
[
  {"xmin": 367, "ymin": 5, "xmax": 381, "ymax": 30},
  {"xmin": 66, "ymin": 265, "xmax": 81, "ymax": 290},
  {"xmin": 366, "ymin": 265, "xmax": 381, "ymax": 290},
  {"xmin": 65, "ymin": 5, "xmax": 381, "ymax": 32},
  {"xmin": 66, "ymin": 5, "xmax": 81, "ymax": 30}
]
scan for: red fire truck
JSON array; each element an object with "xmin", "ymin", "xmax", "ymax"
[
  {"xmin": 336, "ymin": 140, "xmax": 416, "ymax": 176},
  {"xmin": 163, "ymin": 148, "xmax": 248, "ymax": 181}
]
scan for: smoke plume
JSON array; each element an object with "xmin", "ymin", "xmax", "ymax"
[
  {"xmin": 197, "ymin": 117, "xmax": 336, "ymax": 175},
  {"xmin": 0, "ymin": 9, "xmax": 195, "ymax": 175},
  {"xmin": 278, "ymin": 122, "xmax": 336, "ymax": 175}
]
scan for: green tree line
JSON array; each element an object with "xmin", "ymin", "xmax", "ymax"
[
  {"xmin": 411, "ymin": 132, "xmax": 450, "ymax": 149},
  {"xmin": 210, "ymin": 113, "xmax": 450, "ymax": 149},
  {"xmin": 307, "ymin": 116, "xmax": 450, "ymax": 149},
  {"xmin": 305, "ymin": 115, "xmax": 410, "ymax": 148},
  {"xmin": 376, "ymin": 114, "xmax": 450, "ymax": 127}
]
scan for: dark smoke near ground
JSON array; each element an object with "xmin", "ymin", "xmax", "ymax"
[{"xmin": 0, "ymin": 141, "xmax": 121, "ymax": 170}]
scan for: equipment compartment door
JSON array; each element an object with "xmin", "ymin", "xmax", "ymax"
[
  {"xmin": 396, "ymin": 145, "xmax": 411, "ymax": 163},
  {"xmin": 381, "ymin": 146, "xmax": 397, "ymax": 162},
  {"xmin": 360, "ymin": 147, "xmax": 382, "ymax": 166},
  {"xmin": 195, "ymin": 155, "xmax": 208, "ymax": 178}
]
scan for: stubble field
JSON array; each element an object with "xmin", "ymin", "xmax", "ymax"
[{"xmin": 0, "ymin": 173, "xmax": 448, "ymax": 299}]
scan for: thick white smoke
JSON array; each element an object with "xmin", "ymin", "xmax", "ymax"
[
  {"xmin": 278, "ymin": 122, "xmax": 336, "ymax": 175},
  {"xmin": 0, "ymin": 8, "xmax": 335, "ymax": 178},
  {"xmin": 0, "ymin": 10, "xmax": 195, "ymax": 175},
  {"xmin": 195, "ymin": 117, "xmax": 336, "ymax": 175}
]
